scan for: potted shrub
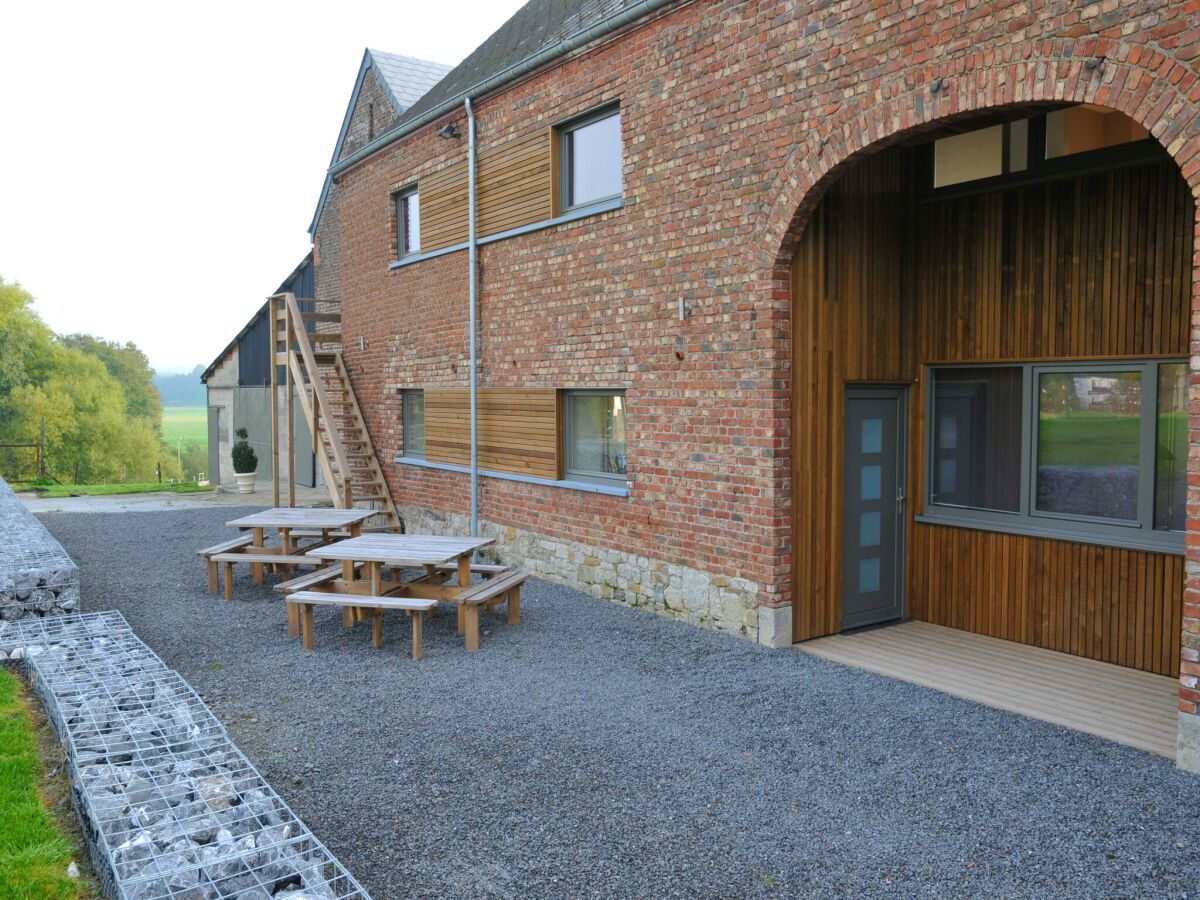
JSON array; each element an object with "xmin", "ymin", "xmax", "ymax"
[{"xmin": 231, "ymin": 428, "xmax": 258, "ymax": 494}]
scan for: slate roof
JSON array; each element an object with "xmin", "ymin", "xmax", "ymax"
[
  {"xmin": 397, "ymin": 0, "xmax": 647, "ymax": 126},
  {"xmin": 368, "ymin": 51, "xmax": 454, "ymax": 114}
]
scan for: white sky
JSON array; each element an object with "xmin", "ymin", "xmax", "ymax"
[{"xmin": 0, "ymin": 0, "xmax": 525, "ymax": 372}]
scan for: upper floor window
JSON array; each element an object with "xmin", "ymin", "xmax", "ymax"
[
  {"xmin": 395, "ymin": 187, "xmax": 420, "ymax": 258},
  {"xmin": 563, "ymin": 389, "xmax": 627, "ymax": 485},
  {"xmin": 559, "ymin": 106, "xmax": 622, "ymax": 211}
]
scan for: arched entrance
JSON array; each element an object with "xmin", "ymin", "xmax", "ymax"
[{"xmin": 765, "ymin": 51, "xmax": 1200, "ymax": 766}]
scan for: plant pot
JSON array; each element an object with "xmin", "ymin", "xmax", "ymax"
[{"xmin": 234, "ymin": 471, "xmax": 257, "ymax": 494}]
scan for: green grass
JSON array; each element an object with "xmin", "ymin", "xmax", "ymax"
[
  {"xmin": 0, "ymin": 670, "xmax": 85, "ymax": 899},
  {"xmin": 161, "ymin": 406, "xmax": 208, "ymax": 447},
  {"xmin": 10, "ymin": 482, "xmax": 211, "ymax": 499}
]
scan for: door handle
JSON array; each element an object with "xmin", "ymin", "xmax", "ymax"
[{"xmin": 897, "ymin": 486, "xmax": 906, "ymax": 504}]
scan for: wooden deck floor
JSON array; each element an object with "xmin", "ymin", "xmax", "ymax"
[{"xmin": 798, "ymin": 621, "xmax": 1178, "ymax": 758}]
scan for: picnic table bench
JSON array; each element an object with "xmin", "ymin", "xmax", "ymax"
[
  {"xmin": 199, "ymin": 508, "xmax": 375, "ymax": 600},
  {"xmin": 287, "ymin": 591, "xmax": 438, "ymax": 659}
]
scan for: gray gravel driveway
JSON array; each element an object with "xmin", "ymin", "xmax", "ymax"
[{"xmin": 37, "ymin": 507, "xmax": 1200, "ymax": 898}]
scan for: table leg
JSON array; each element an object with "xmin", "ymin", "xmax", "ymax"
[
  {"xmin": 252, "ymin": 528, "xmax": 264, "ymax": 585},
  {"xmin": 350, "ymin": 522, "xmax": 363, "ymax": 538},
  {"xmin": 365, "ymin": 562, "xmax": 383, "ymax": 624},
  {"xmin": 223, "ymin": 562, "xmax": 234, "ymax": 602},
  {"xmin": 424, "ymin": 565, "xmax": 439, "ymax": 617},
  {"xmin": 372, "ymin": 610, "xmax": 383, "ymax": 648},
  {"xmin": 456, "ymin": 553, "xmax": 472, "ymax": 634},
  {"xmin": 464, "ymin": 604, "xmax": 480, "ymax": 652},
  {"xmin": 207, "ymin": 560, "xmax": 218, "ymax": 593},
  {"xmin": 287, "ymin": 600, "xmax": 299, "ymax": 639},
  {"xmin": 508, "ymin": 587, "xmax": 521, "ymax": 625},
  {"xmin": 342, "ymin": 559, "xmax": 356, "ymax": 627},
  {"xmin": 412, "ymin": 611, "xmax": 424, "ymax": 661},
  {"xmin": 301, "ymin": 604, "xmax": 314, "ymax": 650},
  {"xmin": 280, "ymin": 528, "xmax": 292, "ymax": 556}
]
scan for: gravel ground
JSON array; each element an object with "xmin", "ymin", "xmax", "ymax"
[{"xmin": 36, "ymin": 507, "xmax": 1200, "ymax": 899}]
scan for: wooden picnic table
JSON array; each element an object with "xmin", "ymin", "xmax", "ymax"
[
  {"xmin": 299, "ymin": 534, "xmax": 511, "ymax": 651},
  {"xmin": 203, "ymin": 508, "xmax": 376, "ymax": 599}
]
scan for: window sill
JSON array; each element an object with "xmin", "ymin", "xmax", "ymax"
[
  {"xmin": 395, "ymin": 456, "xmax": 630, "ymax": 497},
  {"xmin": 388, "ymin": 197, "xmax": 625, "ymax": 270},
  {"xmin": 914, "ymin": 511, "xmax": 1184, "ymax": 556}
]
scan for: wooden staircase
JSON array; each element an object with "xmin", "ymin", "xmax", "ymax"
[{"xmin": 272, "ymin": 292, "xmax": 402, "ymax": 532}]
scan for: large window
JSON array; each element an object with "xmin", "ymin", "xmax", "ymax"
[
  {"xmin": 401, "ymin": 389, "xmax": 425, "ymax": 459},
  {"xmin": 924, "ymin": 361, "xmax": 1186, "ymax": 551},
  {"xmin": 563, "ymin": 390, "xmax": 627, "ymax": 485},
  {"xmin": 395, "ymin": 187, "xmax": 420, "ymax": 258},
  {"xmin": 559, "ymin": 107, "xmax": 622, "ymax": 211}
]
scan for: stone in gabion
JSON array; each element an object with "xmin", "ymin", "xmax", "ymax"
[
  {"xmin": 0, "ymin": 476, "xmax": 80, "ymax": 621},
  {"xmin": 0, "ymin": 611, "xmax": 369, "ymax": 900}
]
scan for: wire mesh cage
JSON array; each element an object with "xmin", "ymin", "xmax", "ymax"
[{"xmin": 0, "ymin": 611, "xmax": 372, "ymax": 900}]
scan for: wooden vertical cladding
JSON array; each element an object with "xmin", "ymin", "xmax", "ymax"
[
  {"xmin": 908, "ymin": 525, "xmax": 1185, "ymax": 677},
  {"xmin": 424, "ymin": 388, "xmax": 560, "ymax": 480},
  {"xmin": 790, "ymin": 151, "xmax": 914, "ymax": 642},
  {"xmin": 791, "ymin": 146, "xmax": 1194, "ymax": 675},
  {"xmin": 416, "ymin": 130, "xmax": 554, "ymax": 253}
]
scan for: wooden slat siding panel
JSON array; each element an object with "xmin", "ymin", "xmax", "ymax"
[
  {"xmin": 792, "ymin": 148, "xmax": 1193, "ymax": 671},
  {"xmin": 424, "ymin": 388, "xmax": 560, "ymax": 480},
  {"xmin": 415, "ymin": 130, "xmax": 553, "ymax": 253},
  {"xmin": 908, "ymin": 525, "xmax": 1184, "ymax": 677}
]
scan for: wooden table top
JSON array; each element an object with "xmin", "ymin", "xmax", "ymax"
[
  {"xmin": 225, "ymin": 508, "xmax": 376, "ymax": 529},
  {"xmin": 306, "ymin": 534, "xmax": 495, "ymax": 566}
]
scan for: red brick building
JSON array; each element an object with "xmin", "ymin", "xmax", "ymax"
[{"xmin": 302, "ymin": 0, "xmax": 1200, "ymax": 768}]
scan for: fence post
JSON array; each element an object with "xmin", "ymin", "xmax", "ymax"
[{"xmin": 38, "ymin": 417, "xmax": 46, "ymax": 477}]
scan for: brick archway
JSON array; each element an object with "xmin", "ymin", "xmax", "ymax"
[{"xmin": 761, "ymin": 40, "xmax": 1200, "ymax": 769}]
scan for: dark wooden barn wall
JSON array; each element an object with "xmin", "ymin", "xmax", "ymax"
[{"xmin": 790, "ymin": 151, "xmax": 1194, "ymax": 676}]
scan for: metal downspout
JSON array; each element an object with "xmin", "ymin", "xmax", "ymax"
[{"xmin": 466, "ymin": 96, "xmax": 479, "ymax": 537}]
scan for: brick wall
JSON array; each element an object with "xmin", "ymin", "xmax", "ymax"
[
  {"xmin": 339, "ymin": 66, "xmax": 400, "ymax": 163},
  {"xmin": 316, "ymin": 0, "xmax": 1200, "ymax": 756}
]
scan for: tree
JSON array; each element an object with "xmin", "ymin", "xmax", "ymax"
[
  {"xmin": 61, "ymin": 334, "xmax": 162, "ymax": 425},
  {"xmin": 0, "ymin": 276, "xmax": 171, "ymax": 483}
]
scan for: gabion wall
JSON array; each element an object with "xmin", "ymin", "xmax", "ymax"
[
  {"xmin": 0, "ymin": 611, "xmax": 370, "ymax": 900},
  {"xmin": 0, "ymin": 476, "xmax": 80, "ymax": 622}
]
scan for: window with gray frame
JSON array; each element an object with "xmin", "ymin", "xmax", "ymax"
[
  {"xmin": 923, "ymin": 360, "xmax": 1187, "ymax": 552},
  {"xmin": 395, "ymin": 188, "xmax": 420, "ymax": 258},
  {"xmin": 559, "ymin": 106, "xmax": 622, "ymax": 211},
  {"xmin": 401, "ymin": 389, "xmax": 425, "ymax": 459},
  {"xmin": 563, "ymin": 390, "xmax": 627, "ymax": 485}
]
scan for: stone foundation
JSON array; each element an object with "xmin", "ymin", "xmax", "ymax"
[
  {"xmin": 398, "ymin": 504, "xmax": 784, "ymax": 644},
  {"xmin": 1178, "ymin": 713, "xmax": 1200, "ymax": 773},
  {"xmin": 0, "ymin": 476, "xmax": 79, "ymax": 622}
]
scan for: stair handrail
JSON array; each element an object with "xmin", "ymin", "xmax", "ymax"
[{"xmin": 276, "ymin": 292, "xmax": 353, "ymax": 508}]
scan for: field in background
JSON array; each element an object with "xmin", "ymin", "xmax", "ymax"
[{"xmin": 162, "ymin": 407, "xmax": 207, "ymax": 447}]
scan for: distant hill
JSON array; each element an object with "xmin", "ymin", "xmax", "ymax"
[{"xmin": 154, "ymin": 365, "xmax": 206, "ymax": 406}]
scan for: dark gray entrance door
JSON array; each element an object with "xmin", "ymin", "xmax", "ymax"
[{"xmin": 842, "ymin": 387, "xmax": 906, "ymax": 630}]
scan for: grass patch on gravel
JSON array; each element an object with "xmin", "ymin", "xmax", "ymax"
[
  {"xmin": 11, "ymin": 482, "xmax": 211, "ymax": 499},
  {"xmin": 0, "ymin": 669, "xmax": 86, "ymax": 899}
]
